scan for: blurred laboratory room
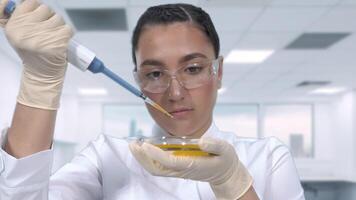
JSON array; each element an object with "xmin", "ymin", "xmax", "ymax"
[{"xmin": 1, "ymin": 0, "xmax": 356, "ymax": 199}]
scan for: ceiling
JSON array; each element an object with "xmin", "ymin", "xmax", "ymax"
[{"xmin": 1, "ymin": 0, "xmax": 356, "ymax": 103}]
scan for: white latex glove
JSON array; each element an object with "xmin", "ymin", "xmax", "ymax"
[
  {"xmin": 1, "ymin": 0, "xmax": 73, "ymax": 110},
  {"xmin": 0, "ymin": 0, "xmax": 9, "ymax": 26},
  {"xmin": 129, "ymin": 137, "xmax": 253, "ymax": 200}
]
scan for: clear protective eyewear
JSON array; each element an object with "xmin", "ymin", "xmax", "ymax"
[{"xmin": 134, "ymin": 56, "xmax": 222, "ymax": 94}]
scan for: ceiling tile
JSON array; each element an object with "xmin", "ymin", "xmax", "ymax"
[
  {"xmin": 204, "ymin": 7, "xmax": 264, "ymax": 32},
  {"xmin": 263, "ymin": 50, "xmax": 320, "ymax": 65},
  {"xmin": 250, "ymin": 6, "xmax": 329, "ymax": 32},
  {"xmin": 219, "ymin": 31, "xmax": 244, "ymax": 53},
  {"xmin": 59, "ymin": 0, "xmax": 128, "ymax": 9},
  {"xmin": 252, "ymin": 63, "xmax": 294, "ymax": 74},
  {"xmin": 271, "ymin": 0, "xmax": 340, "ymax": 6},
  {"xmin": 222, "ymin": 64, "xmax": 256, "ymax": 87},
  {"xmin": 339, "ymin": 0, "xmax": 356, "ymax": 6},
  {"xmin": 128, "ymin": 0, "xmax": 199, "ymax": 6},
  {"xmin": 294, "ymin": 63, "xmax": 356, "ymax": 74},
  {"xmin": 331, "ymin": 33, "xmax": 356, "ymax": 50},
  {"xmin": 199, "ymin": 0, "xmax": 272, "ymax": 7},
  {"xmin": 308, "ymin": 6, "xmax": 356, "ymax": 32},
  {"xmin": 307, "ymin": 50, "xmax": 356, "ymax": 66},
  {"xmin": 236, "ymin": 31, "xmax": 300, "ymax": 49},
  {"xmin": 127, "ymin": 7, "xmax": 149, "ymax": 31}
]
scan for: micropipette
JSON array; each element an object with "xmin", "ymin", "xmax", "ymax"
[{"xmin": 4, "ymin": 0, "xmax": 173, "ymax": 118}]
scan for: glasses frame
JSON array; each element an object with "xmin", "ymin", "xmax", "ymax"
[{"xmin": 133, "ymin": 56, "xmax": 223, "ymax": 94}]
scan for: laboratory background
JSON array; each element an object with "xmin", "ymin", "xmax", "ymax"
[{"xmin": 0, "ymin": 0, "xmax": 356, "ymax": 199}]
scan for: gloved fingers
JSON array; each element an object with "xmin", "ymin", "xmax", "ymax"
[
  {"xmin": 61, "ymin": 24, "xmax": 74, "ymax": 38},
  {"xmin": 12, "ymin": 0, "xmax": 40, "ymax": 18},
  {"xmin": 140, "ymin": 142, "xmax": 176, "ymax": 168},
  {"xmin": 40, "ymin": 14, "xmax": 64, "ymax": 29},
  {"xmin": 0, "ymin": 0, "xmax": 9, "ymax": 26},
  {"xmin": 34, "ymin": 25, "xmax": 73, "ymax": 56},
  {"xmin": 141, "ymin": 142, "xmax": 194, "ymax": 171},
  {"xmin": 0, "ymin": 0, "xmax": 9, "ymax": 7},
  {"xmin": 0, "ymin": 0, "xmax": 9, "ymax": 17},
  {"xmin": 0, "ymin": 0, "xmax": 9, "ymax": 11},
  {"xmin": 129, "ymin": 142, "xmax": 163, "ymax": 174},
  {"xmin": 27, "ymin": 4, "xmax": 54, "ymax": 23},
  {"xmin": 55, "ymin": 24, "xmax": 73, "ymax": 40},
  {"xmin": 0, "ymin": 18, "xmax": 7, "ymax": 27},
  {"xmin": 199, "ymin": 137, "xmax": 231, "ymax": 155}
]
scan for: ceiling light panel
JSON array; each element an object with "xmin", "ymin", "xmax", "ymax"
[
  {"xmin": 225, "ymin": 50, "xmax": 274, "ymax": 64},
  {"xmin": 78, "ymin": 88, "xmax": 108, "ymax": 96},
  {"xmin": 310, "ymin": 87, "xmax": 347, "ymax": 95}
]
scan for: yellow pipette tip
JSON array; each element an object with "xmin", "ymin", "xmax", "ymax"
[{"xmin": 145, "ymin": 98, "xmax": 174, "ymax": 118}]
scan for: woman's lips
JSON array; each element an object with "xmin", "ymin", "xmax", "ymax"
[{"xmin": 169, "ymin": 108, "xmax": 193, "ymax": 118}]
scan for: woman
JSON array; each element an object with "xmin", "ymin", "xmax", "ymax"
[{"xmin": 0, "ymin": 1, "xmax": 305, "ymax": 199}]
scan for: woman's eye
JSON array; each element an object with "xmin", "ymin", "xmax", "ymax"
[
  {"xmin": 185, "ymin": 66, "xmax": 203, "ymax": 74},
  {"xmin": 146, "ymin": 71, "xmax": 163, "ymax": 79}
]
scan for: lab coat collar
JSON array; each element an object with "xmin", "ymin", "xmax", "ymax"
[
  {"xmin": 151, "ymin": 121, "xmax": 219, "ymax": 138},
  {"xmin": 201, "ymin": 121, "xmax": 219, "ymax": 138}
]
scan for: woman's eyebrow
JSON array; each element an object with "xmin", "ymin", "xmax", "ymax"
[
  {"xmin": 179, "ymin": 53, "xmax": 208, "ymax": 63},
  {"xmin": 140, "ymin": 59, "xmax": 165, "ymax": 68},
  {"xmin": 139, "ymin": 53, "xmax": 208, "ymax": 68}
]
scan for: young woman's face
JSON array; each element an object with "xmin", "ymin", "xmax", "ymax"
[{"xmin": 135, "ymin": 22, "xmax": 223, "ymax": 137}]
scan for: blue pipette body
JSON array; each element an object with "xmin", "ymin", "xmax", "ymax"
[
  {"xmin": 88, "ymin": 58, "xmax": 145, "ymax": 99},
  {"xmin": 4, "ymin": 0, "xmax": 16, "ymax": 15}
]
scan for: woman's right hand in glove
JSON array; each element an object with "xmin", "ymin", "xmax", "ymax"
[{"xmin": 1, "ymin": 0, "xmax": 73, "ymax": 110}]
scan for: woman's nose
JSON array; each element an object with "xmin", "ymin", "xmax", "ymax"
[{"xmin": 167, "ymin": 77, "xmax": 185, "ymax": 102}]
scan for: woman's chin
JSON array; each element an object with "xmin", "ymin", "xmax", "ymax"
[{"xmin": 165, "ymin": 127, "xmax": 199, "ymax": 138}]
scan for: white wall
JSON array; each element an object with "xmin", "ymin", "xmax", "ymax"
[
  {"xmin": 353, "ymin": 90, "xmax": 356, "ymax": 181},
  {"xmin": 331, "ymin": 91, "xmax": 355, "ymax": 180}
]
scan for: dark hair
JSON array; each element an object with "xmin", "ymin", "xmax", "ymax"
[{"xmin": 131, "ymin": 3, "xmax": 220, "ymax": 67}]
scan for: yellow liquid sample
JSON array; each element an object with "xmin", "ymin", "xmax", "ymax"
[{"xmin": 155, "ymin": 144, "xmax": 214, "ymax": 157}]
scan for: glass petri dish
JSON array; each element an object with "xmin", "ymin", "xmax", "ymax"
[{"xmin": 127, "ymin": 136, "xmax": 215, "ymax": 157}]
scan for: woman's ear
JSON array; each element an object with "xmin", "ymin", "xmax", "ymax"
[{"xmin": 217, "ymin": 56, "xmax": 223, "ymax": 89}]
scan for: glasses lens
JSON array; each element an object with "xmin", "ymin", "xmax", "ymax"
[
  {"xmin": 137, "ymin": 68, "xmax": 170, "ymax": 93},
  {"xmin": 178, "ymin": 61, "xmax": 213, "ymax": 89}
]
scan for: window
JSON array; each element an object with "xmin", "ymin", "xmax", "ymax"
[
  {"xmin": 102, "ymin": 103, "xmax": 314, "ymax": 158},
  {"xmin": 103, "ymin": 104, "xmax": 154, "ymax": 138},
  {"xmin": 262, "ymin": 104, "xmax": 313, "ymax": 158}
]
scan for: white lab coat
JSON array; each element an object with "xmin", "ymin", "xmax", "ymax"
[{"xmin": 0, "ymin": 122, "xmax": 305, "ymax": 200}]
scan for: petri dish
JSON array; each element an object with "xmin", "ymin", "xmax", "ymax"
[{"xmin": 127, "ymin": 136, "xmax": 215, "ymax": 157}]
